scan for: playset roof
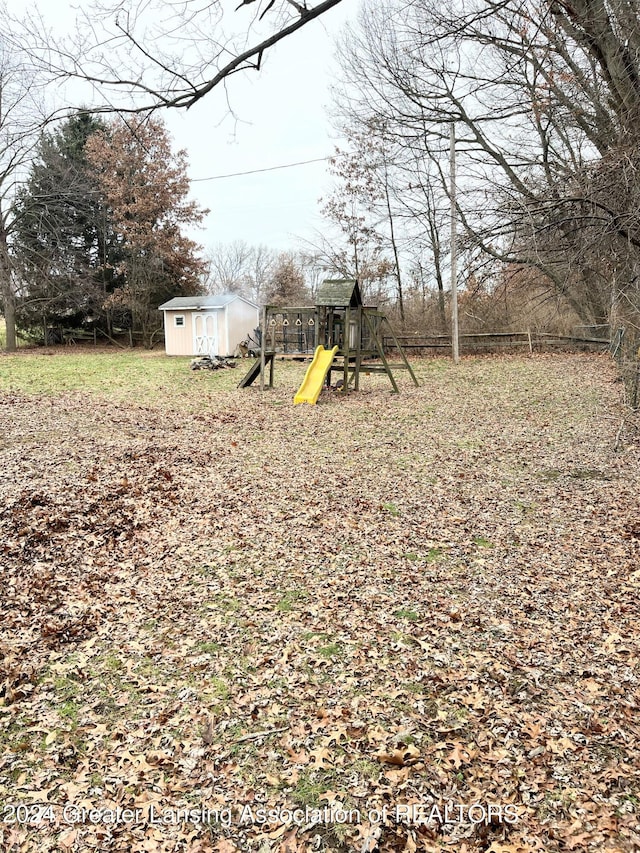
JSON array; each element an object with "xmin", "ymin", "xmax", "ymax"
[{"xmin": 315, "ymin": 279, "xmax": 362, "ymax": 308}]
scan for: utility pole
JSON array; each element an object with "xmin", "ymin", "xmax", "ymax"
[{"xmin": 449, "ymin": 122, "xmax": 460, "ymax": 364}]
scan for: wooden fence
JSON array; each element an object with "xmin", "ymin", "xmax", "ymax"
[
  {"xmin": 383, "ymin": 330, "xmax": 611, "ymax": 354},
  {"xmin": 610, "ymin": 326, "xmax": 640, "ymax": 409},
  {"xmin": 47, "ymin": 327, "xmax": 165, "ymax": 348}
]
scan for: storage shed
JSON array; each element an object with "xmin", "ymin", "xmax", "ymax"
[{"xmin": 158, "ymin": 294, "xmax": 259, "ymax": 357}]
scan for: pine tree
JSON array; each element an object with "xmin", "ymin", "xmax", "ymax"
[
  {"xmin": 13, "ymin": 112, "xmax": 207, "ymax": 344},
  {"xmin": 12, "ymin": 112, "xmax": 125, "ymax": 340}
]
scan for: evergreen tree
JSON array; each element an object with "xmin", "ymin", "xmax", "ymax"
[
  {"xmin": 13, "ymin": 112, "xmax": 206, "ymax": 344},
  {"xmin": 12, "ymin": 112, "xmax": 126, "ymax": 339}
]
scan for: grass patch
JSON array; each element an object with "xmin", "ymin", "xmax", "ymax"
[
  {"xmin": 277, "ymin": 589, "xmax": 308, "ymax": 612},
  {"xmin": 291, "ymin": 772, "xmax": 326, "ymax": 808},
  {"xmin": 0, "ymin": 348, "xmax": 244, "ymax": 406},
  {"xmin": 204, "ymin": 595, "xmax": 241, "ymax": 615},
  {"xmin": 394, "ymin": 608, "xmax": 420, "ymax": 621},
  {"xmin": 315, "ymin": 643, "xmax": 342, "ymax": 659},
  {"xmin": 197, "ymin": 641, "xmax": 221, "ymax": 655},
  {"xmin": 207, "ymin": 677, "xmax": 230, "ymax": 700},
  {"xmin": 58, "ymin": 701, "xmax": 80, "ymax": 725}
]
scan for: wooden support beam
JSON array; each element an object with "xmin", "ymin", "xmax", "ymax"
[
  {"xmin": 355, "ymin": 306, "xmax": 362, "ymax": 390},
  {"xmin": 342, "ymin": 306, "xmax": 350, "ymax": 394},
  {"xmin": 359, "ymin": 363, "xmax": 413, "ymax": 372},
  {"xmin": 259, "ymin": 305, "xmax": 267, "ymax": 391},
  {"xmin": 363, "ymin": 310, "xmax": 399, "ymax": 393},
  {"xmin": 382, "ymin": 317, "xmax": 419, "ymax": 387}
]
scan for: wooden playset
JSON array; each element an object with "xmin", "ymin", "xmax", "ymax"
[{"xmin": 238, "ymin": 279, "xmax": 418, "ymax": 401}]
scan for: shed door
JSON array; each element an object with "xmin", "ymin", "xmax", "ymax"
[{"xmin": 193, "ymin": 312, "xmax": 218, "ymax": 355}]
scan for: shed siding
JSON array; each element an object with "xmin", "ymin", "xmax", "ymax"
[
  {"xmin": 226, "ymin": 299, "xmax": 259, "ymax": 355},
  {"xmin": 164, "ymin": 311, "xmax": 196, "ymax": 356},
  {"xmin": 218, "ymin": 312, "xmax": 229, "ymax": 358}
]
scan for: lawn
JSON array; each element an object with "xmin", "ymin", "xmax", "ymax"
[{"xmin": 0, "ymin": 349, "xmax": 639, "ymax": 853}]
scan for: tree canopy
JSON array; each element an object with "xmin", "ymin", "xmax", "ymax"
[{"xmin": 12, "ymin": 113, "xmax": 207, "ymax": 344}]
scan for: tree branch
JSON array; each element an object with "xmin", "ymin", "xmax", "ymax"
[{"xmin": 36, "ymin": 0, "xmax": 345, "ymax": 114}]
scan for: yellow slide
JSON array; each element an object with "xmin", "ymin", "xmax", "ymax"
[{"xmin": 293, "ymin": 345, "xmax": 339, "ymax": 405}]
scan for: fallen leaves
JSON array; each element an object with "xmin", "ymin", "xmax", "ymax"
[
  {"xmin": 0, "ymin": 352, "xmax": 639, "ymax": 852},
  {"xmin": 375, "ymin": 744, "xmax": 420, "ymax": 767}
]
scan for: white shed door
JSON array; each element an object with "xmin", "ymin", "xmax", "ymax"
[{"xmin": 193, "ymin": 312, "xmax": 218, "ymax": 356}]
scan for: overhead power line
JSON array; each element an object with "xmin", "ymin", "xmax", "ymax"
[
  {"xmin": 191, "ymin": 156, "xmax": 331, "ymax": 183},
  {"xmin": 23, "ymin": 156, "xmax": 332, "ymax": 198}
]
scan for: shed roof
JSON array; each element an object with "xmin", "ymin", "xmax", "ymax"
[
  {"xmin": 315, "ymin": 279, "xmax": 362, "ymax": 308},
  {"xmin": 158, "ymin": 294, "xmax": 258, "ymax": 311}
]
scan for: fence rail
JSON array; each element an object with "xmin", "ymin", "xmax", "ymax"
[
  {"xmin": 383, "ymin": 331, "xmax": 610, "ymax": 353},
  {"xmin": 45, "ymin": 326, "xmax": 166, "ymax": 347},
  {"xmin": 609, "ymin": 326, "xmax": 640, "ymax": 409}
]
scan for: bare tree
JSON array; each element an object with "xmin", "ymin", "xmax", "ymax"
[
  {"xmin": 331, "ymin": 0, "xmax": 640, "ymax": 328},
  {"xmin": 0, "ymin": 28, "xmax": 47, "ymax": 351},
  {"xmin": 296, "ymin": 249, "xmax": 327, "ymax": 300},
  {"xmin": 399, "ymin": 161, "xmax": 449, "ymax": 331},
  {"xmin": 206, "ymin": 241, "xmax": 277, "ymax": 304},
  {"xmin": 265, "ymin": 251, "xmax": 308, "ymax": 305},
  {"xmin": 299, "ymin": 228, "xmax": 395, "ymax": 305},
  {"xmin": 321, "ymin": 124, "xmax": 410, "ymax": 319},
  {"xmin": 206, "ymin": 241, "xmax": 254, "ymax": 295},
  {"xmin": 20, "ymin": 0, "xmax": 345, "ymax": 114}
]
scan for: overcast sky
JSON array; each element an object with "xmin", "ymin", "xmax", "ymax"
[
  {"xmin": 7, "ymin": 0, "xmax": 356, "ymax": 253},
  {"xmin": 163, "ymin": 2, "xmax": 354, "ymax": 254}
]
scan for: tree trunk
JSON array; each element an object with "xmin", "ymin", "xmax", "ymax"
[
  {"xmin": 432, "ymin": 237, "xmax": 447, "ymax": 333},
  {"xmin": 0, "ymin": 222, "xmax": 16, "ymax": 352},
  {"xmin": 437, "ymin": 281, "xmax": 447, "ymax": 334},
  {"xmin": 383, "ymin": 159, "xmax": 404, "ymax": 322},
  {"xmin": 1, "ymin": 278, "xmax": 17, "ymax": 351}
]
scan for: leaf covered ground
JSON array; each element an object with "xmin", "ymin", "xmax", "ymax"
[{"xmin": 0, "ymin": 350, "xmax": 639, "ymax": 853}]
